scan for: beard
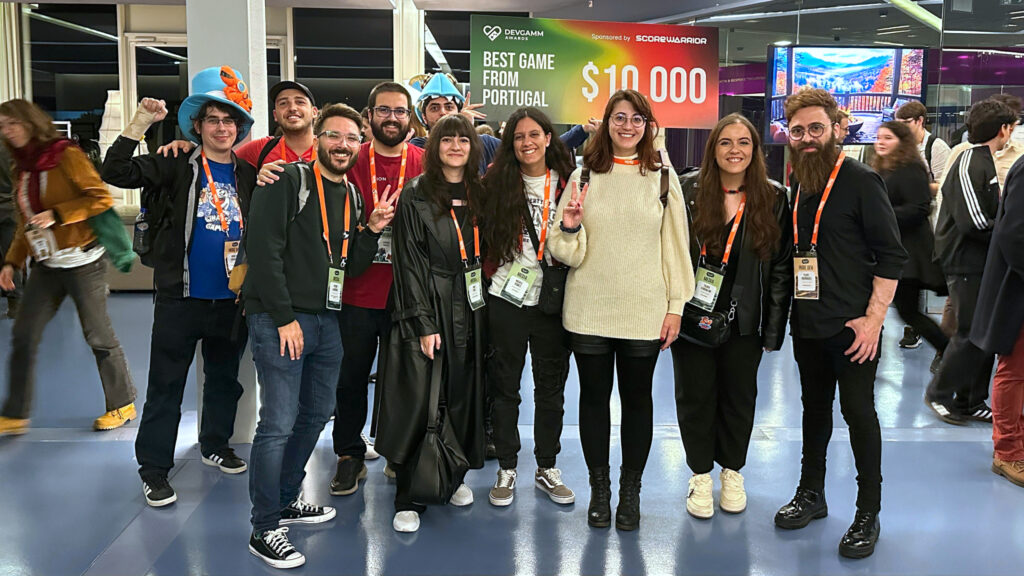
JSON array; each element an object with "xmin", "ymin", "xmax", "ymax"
[
  {"xmin": 317, "ymin": 142, "xmax": 358, "ymax": 177},
  {"xmin": 790, "ymin": 135, "xmax": 839, "ymax": 194},
  {"xmin": 371, "ymin": 118, "xmax": 409, "ymax": 147}
]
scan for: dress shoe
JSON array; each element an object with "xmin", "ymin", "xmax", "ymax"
[
  {"xmin": 774, "ymin": 487, "xmax": 827, "ymax": 529},
  {"xmin": 838, "ymin": 510, "xmax": 880, "ymax": 559}
]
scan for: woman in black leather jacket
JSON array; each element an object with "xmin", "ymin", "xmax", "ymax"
[{"xmin": 672, "ymin": 113, "xmax": 793, "ymax": 520}]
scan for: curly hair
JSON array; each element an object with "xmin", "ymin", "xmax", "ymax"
[{"xmin": 784, "ymin": 87, "xmax": 839, "ymax": 124}]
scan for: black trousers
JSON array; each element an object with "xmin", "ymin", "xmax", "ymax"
[
  {"xmin": 928, "ymin": 274, "xmax": 994, "ymax": 409},
  {"xmin": 792, "ymin": 328, "xmax": 883, "ymax": 514},
  {"xmin": 0, "ymin": 213, "xmax": 23, "ymax": 299},
  {"xmin": 487, "ymin": 297, "xmax": 570, "ymax": 470},
  {"xmin": 135, "ymin": 297, "xmax": 245, "ymax": 478},
  {"xmin": 671, "ymin": 327, "xmax": 763, "ymax": 474},
  {"xmin": 573, "ymin": 334, "xmax": 660, "ymax": 473},
  {"xmin": 892, "ymin": 281, "xmax": 948, "ymax": 353},
  {"xmin": 333, "ymin": 304, "xmax": 391, "ymax": 459}
]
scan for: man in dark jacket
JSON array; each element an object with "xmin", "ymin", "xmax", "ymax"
[
  {"xmin": 926, "ymin": 100, "xmax": 1018, "ymax": 425},
  {"xmin": 244, "ymin": 103, "xmax": 393, "ymax": 569},
  {"xmin": 970, "ymin": 155, "xmax": 1024, "ymax": 488},
  {"xmin": 0, "ymin": 143, "xmax": 20, "ymax": 317},
  {"xmin": 101, "ymin": 66, "xmax": 258, "ymax": 508}
]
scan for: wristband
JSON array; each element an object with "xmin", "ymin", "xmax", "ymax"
[{"xmin": 559, "ymin": 221, "xmax": 582, "ymax": 234}]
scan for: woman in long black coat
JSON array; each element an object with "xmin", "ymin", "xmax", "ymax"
[
  {"xmin": 376, "ymin": 114, "xmax": 486, "ymax": 533},
  {"xmin": 873, "ymin": 121, "xmax": 948, "ymax": 354}
]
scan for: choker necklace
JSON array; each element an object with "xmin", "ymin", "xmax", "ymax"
[{"xmin": 722, "ymin": 185, "xmax": 745, "ymax": 194}]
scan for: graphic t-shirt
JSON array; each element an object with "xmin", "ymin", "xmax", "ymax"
[{"xmin": 188, "ymin": 158, "xmax": 242, "ymax": 300}]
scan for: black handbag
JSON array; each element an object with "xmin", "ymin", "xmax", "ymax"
[
  {"xmin": 408, "ymin": 353, "xmax": 470, "ymax": 505},
  {"xmin": 679, "ymin": 282, "xmax": 741, "ymax": 348},
  {"xmin": 523, "ymin": 204, "xmax": 568, "ymax": 316}
]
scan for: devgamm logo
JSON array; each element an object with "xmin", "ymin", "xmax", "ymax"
[
  {"xmin": 484, "ymin": 25, "xmax": 501, "ymax": 41},
  {"xmin": 483, "ymin": 25, "xmax": 544, "ymax": 42}
]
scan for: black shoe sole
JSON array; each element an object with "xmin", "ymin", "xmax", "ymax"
[
  {"xmin": 615, "ymin": 519, "xmax": 639, "ymax": 531},
  {"xmin": 838, "ymin": 526, "xmax": 880, "ymax": 559},
  {"xmin": 774, "ymin": 506, "xmax": 828, "ymax": 530},
  {"xmin": 329, "ymin": 465, "xmax": 367, "ymax": 496},
  {"xmin": 587, "ymin": 514, "xmax": 611, "ymax": 528}
]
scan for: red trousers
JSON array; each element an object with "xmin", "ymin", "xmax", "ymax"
[{"xmin": 993, "ymin": 322, "xmax": 1024, "ymax": 462}]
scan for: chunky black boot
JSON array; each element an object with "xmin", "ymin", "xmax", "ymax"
[
  {"xmin": 774, "ymin": 487, "xmax": 828, "ymax": 529},
  {"xmin": 838, "ymin": 510, "xmax": 880, "ymax": 559},
  {"xmin": 615, "ymin": 467, "xmax": 642, "ymax": 531},
  {"xmin": 587, "ymin": 466, "xmax": 611, "ymax": 528}
]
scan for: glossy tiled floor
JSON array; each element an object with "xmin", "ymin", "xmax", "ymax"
[{"xmin": 0, "ymin": 294, "xmax": 1020, "ymax": 576}]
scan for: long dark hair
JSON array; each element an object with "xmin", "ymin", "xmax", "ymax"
[
  {"xmin": 421, "ymin": 114, "xmax": 484, "ymax": 218},
  {"xmin": 481, "ymin": 108, "xmax": 575, "ymax": 265},
  {"xmin": 694, "ymin": 113, "xmax": 780, "ymax": 261},
  {"xmin": 583, "ymin": 89, "xmax": 660, "ymax": 175},
  {"xmin": 872, "ymin": 120, "xmax": 928, "ymax": 175}
]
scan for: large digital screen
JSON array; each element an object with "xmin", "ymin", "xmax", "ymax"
[{"xmin": 765, "ymin": 46, "xmax": 927, "ymax": 145}]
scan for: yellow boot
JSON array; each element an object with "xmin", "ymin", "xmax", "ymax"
[
  {"xmin": 94, "ymin": 403, "xmax": 137, "ymax": 431},
  {"xmin": 0, "ymin": 416, "xmax": 30, "ymax": 436}
]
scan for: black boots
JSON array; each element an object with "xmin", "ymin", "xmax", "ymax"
[
  {"xmin": 587, "ymin": 466, "xmax": 611, "ymax": 528},
  {"xmin": 615, "ymin": 467, "xmax": 642, "ymax": 531},
  {"xmin": 839, "ymin": 510, "xmax": 880, "ymax": 559},
  {"xmin": 774, "ymin": 487, "xmax": 828, "ymax": 529}
]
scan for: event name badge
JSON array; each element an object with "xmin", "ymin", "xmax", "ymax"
[
  {"xmin": 499, "ymin": 261, "xmax": 538, "ymax": 308},
  {"xmin": 793, "ymin": 252, "xmax": 820, "ymax": 300},
  {"xmin": 25, "ymin": 225, "xmax": 57, "ymax": 261},
  {"xmin": 465, "ymin": 264, "xmax": 486, "ymax": 311},
  {"xmin": 373, "ymin": 226, "xmax": 394, "ymax": 264},
  {"xmin": 691, "ymin": 265, "xmax": 725, "ymax": 312},
  {"xmin": 327, "ymin": 266, "xmax": 345, "ymax": 311},
  {"xmin": 223, "ymin": 240, "xmax": 240, "ymax": 277}
]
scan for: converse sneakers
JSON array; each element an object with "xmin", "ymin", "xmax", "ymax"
[
  {"xmin": 450, "ymin": 483, "xmax": 474, "ymax": 507},
  {"xmin": 142, "ymin": 474, "xmax": 177, "ymax": 508},
  {"xmin": 686, "ymin": 473, "xmax": 714, "ymax": 519},
  {"xmin": 201, "ymin": 447, "xmax": 247, "ymax": 474},
  {"xmin": 719, "ymin": 468, "xmax": 747, "ymax": 513},
  {"xmin": 535, "ymin": 467, "xmax": 575, "ymax": 504},
  {"xmin": 393, "ymin": 511, "xmax": 420, "ymax": 533},
  {"xmin": 489, "ymin": 469, "xmax": 517, "ymax": 506},
  {"xmin": 280, "ymin": 498, "xmax": 336, "ymax": 525},
  {"xmin": 249, "ymin": 527, "xmax": 305, "ymax": 569}
]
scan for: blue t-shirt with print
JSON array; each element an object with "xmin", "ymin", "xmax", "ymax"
[{"xmin": 188, "ymin": 158, "xmax": 242, "ymax": 300}]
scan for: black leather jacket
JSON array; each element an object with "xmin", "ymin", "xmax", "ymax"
[{"xmin": 680, "ymin": 173, "xmax": 794, "ymax": 350}]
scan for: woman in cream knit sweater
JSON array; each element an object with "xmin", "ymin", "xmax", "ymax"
[{"xmin": 547, "ymin": 90, "xmax": 694, "ymax": 531}]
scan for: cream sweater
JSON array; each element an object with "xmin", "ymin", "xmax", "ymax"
[{"xmin": 548, "ymin": 160, "xmax": 694, "ymax": 340}]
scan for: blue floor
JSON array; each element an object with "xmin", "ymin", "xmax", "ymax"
[{"xmin": 0, "ymin": 294, "xmax": 1020, "ymax": 576}]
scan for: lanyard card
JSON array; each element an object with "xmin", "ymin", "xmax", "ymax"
[
  {"xmin": 690, "ymin": 265, "xmax": 725, "ymax": 312},
  {"xmin": 327, "ymin": 266, "xmax": 345, "ymax": 311},
  {"xmin": 793, "ymin": 251, "xmax": 820, "ymax": 300},
  {"xmin": 499, "ymin": 261, "xmax": 538, "ymax": 308},
  {"xmin": 25, "ymin": 226, "xmax": 57, "ymax": 261},
  {"xmin": 224, "ymin": 240, "xmax": 241, "ymax": 277},
  {"xmin": 373, "ymin": 226, "xmax": 394, "ymax": 264},
  {"xmin": 464, "ymin": 263, "xmax": 486, "ymax": 311}
]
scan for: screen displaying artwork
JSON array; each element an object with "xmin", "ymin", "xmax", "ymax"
[{"xmin": 765, "ymin": 46, "xmax": 927, "ymax": 145}]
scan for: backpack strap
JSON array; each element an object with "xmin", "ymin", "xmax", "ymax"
[
  {"xmin": 925, "ymin": 133, "xmax": 937, "ymax": 181},
  {"xmin": 256, "ymin": 136, "xmax": 283, "ymax": 169}
]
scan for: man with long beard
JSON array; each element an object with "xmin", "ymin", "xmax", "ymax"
[
  {"xmin": 244, "ymin": 103, "xmax": 394, "ymax": 569},
  {"xmin": 773, "ymin": 89, "xmax": 906, "ymax": 560}
]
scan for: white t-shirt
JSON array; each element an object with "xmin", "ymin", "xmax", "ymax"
[
  {"xmin": 489, "ymin": 170, "xmax": 560, "ymax": 307},
  {"xmin": 917, "ymin": 131, "xmax": 951, "ymax": 184}
]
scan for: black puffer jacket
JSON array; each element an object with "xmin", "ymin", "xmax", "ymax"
[{"xmin": 680, "ymin": 172, "xmax": 793, "ymax": 350}]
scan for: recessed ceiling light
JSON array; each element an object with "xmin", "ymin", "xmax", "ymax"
[{"xmin": 773, "ymin": 40, "xmax": 793, "ymax": 46}]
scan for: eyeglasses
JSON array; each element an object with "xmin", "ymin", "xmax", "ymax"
[
  {"xmin": 788, "ymin": 122, "xmax": 830, "ymax": 140},
  {"xmin": 610, "ymin": 113, "xmax": 647, "ymax": 128},
  {"xmin": 203, "ymin": 116, "xmax": 237, "ymax": 127},
  {"xmin": 317, "ymin": 130, "xmax": 361, "ymax": 145},
  {"xmin": 426, "ymin": 101, "xmax": 459, "ymax": 114},
  {"xmin": 373, "ymin": 106, "xmax": 410, "ymax": 120}
]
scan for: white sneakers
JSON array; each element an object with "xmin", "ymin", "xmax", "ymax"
[
  {"xmin": 719, "ymin": 468, "xmax": 747, "ymax": 513},
  {"xmin": 687, "ymin": 469, "xmax": 747, "ymax": 519},
  {"xmin": 450, "ymin": 483, "xmax": 474, "ymax": 507},
  {"xmin": 362, "ymin": 434, "xmax": 380, "ymax": 460},
  {"xmin": 393, "ymin": 511, "xmax": 420, "ymax": 533}
]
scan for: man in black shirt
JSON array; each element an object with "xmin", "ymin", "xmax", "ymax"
[
  {"xmin": 774, "ymin": 89, "xmax": 907, "ymax": 560},
  {"xmin": 925, "ymin": 100, "xmax": 1017, "ymax": 425},
  {"xmin": 244, "ymin": 103, "xmax": 394, "ymax": 569}
]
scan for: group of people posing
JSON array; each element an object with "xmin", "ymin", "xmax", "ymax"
[{"xmin": 3, "ymin": 63, "xmax": 1022, "ymax": 571}]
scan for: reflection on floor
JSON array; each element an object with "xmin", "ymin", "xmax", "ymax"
[{"xmin": 0, "ymin": 294, "xmax": 1019, "ymax": 576}]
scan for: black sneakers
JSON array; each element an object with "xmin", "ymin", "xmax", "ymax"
[
  {"xmin": 249, "ymin": 527, "xmax": 305, "ymax": 569},
  {"xmin": 329, "ymin": 457, "xmax": 367, "ymax": 496},
  {"xmin": 968, "ymin": 402, "xmax": 994, "ymax": 423},
  {"xmin": 280, "ymin": 498, "xmax": 337, "ymax": 525},
  {"xmin": 925, "ymin": 395, "xmax": 969, "ymax": 425},
  {"xmin": 142, "ymin": 475, "xmax": 177, "ymax": 508},
  {"xmin": 899, "ymin": 326, "xmax": 921, "ymax": 349},
  {"xmin": 202, "ymin": 447, "xmax": 248, "ymax": 474}
]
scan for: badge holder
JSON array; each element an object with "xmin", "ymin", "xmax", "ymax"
[
  {"xmin": 25, "ymin": 225, "xmax": 58, "ymax": 262},
  {"xmin": 690, "ymin": 260, "xmax": 726, "ymax": 312},
  {"xmin": 224, "ymin": 240, "xmax": 241, "ymax": 277},
  {"xmin": 499, "ymin": 261, "xmax": 538, "ymax": 308},
  {"xmin": 373, "ymin": 226, "xmax": 394, "ymax": 264},
  {"xmin": 327, "ymin": 264, "xmax": 345, "ymax": 311},
  {"xmin": 793, "ymin": 250, "xmax": 820, "ymax": 300},
  {"xmin": 465, "ymin": 263, "xmax": 486, "ymax": 311}
]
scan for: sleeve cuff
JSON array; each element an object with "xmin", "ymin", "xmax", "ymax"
[
  {"xmin": 667, "ymin": 298, "xmax": 686, "ymax": 316},
  {"xmin": 270, "ymin": 307, "xmax": 296, "ymax": 328}
]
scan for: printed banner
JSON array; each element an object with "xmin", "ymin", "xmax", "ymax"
[{"xmin": 470, "ymin": 15, "xmax": 719, "ymax": 129}]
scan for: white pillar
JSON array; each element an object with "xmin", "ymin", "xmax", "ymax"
[
  {"xmin": 393, "ymin": 0, "xmax": 424, "ymax": 83},
  {"xmin": 185, "ymin": 0, "xmax": 268, "ymax": 443},
  {"xmin": 0, "ymin": 3, "xmax": 25, "ymax": 102}
]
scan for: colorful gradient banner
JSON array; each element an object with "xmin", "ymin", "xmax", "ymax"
[{"xmin": 470, "ymin": 15, "xmax": 719, "ymax": 129}]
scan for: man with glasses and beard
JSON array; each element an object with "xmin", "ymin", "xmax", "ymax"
[
  {"xmin": 773, "ymin": 89, "xmax": 906, "ymax": 560},
  {"xmin": 244, "ymin": 103, "xmax": 394, "ymax": 569}
]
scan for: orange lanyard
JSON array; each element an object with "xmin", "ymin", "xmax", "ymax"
[
  {"xmin": 449, "ymin": 187, "xmax": 479, "ymax": 267},
  {"xmin": 369, "ymin": 142, "xmax": 408, "ymax": 205},
  {"xmin": 793, "ymin": 151, "xmax": 845, "ymax": 251},
  {"xmin": 313, "ymin": 162, "xmax": 351, "ymax": 266},
  {"xmin": 277, "ymin": 138, "xmax": 317, "ymax": 164},
  {"xmin": 528, "ymin": 170, "xmax": 553, "ymax": 262},
  {"xmin": 700, "ymin": 194, "xmax": 746, "ymax": 268},
  {"xmin": 200, "ymin": 150, "xmax": 240, "ymax": 234},
  {"xmin": 613, "ymin": 157, "xmax": 639, "ymax": 166}
]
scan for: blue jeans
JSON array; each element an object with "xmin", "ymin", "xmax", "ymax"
[{"xmin": 248, "ymin": 311, "xmax": 342, "ymax": 533}]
